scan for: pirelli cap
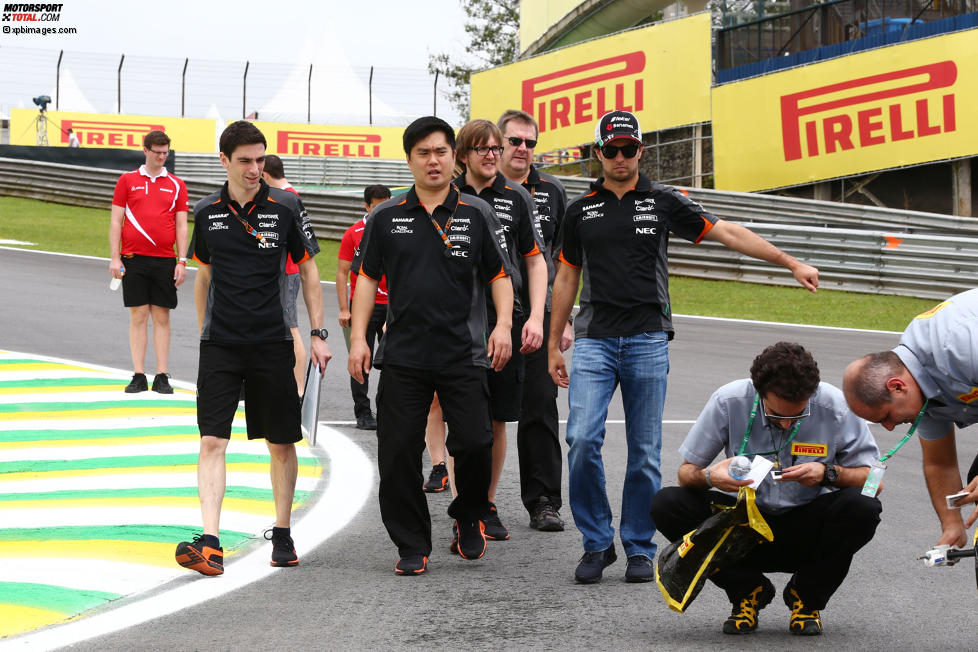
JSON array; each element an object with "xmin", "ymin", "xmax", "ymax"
[{"xmin": 594, "ymin": 111, "xmax": 642, "ymax": 147}]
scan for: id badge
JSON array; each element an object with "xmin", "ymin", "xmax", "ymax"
[{"xmin": 861, "ymin": 461, "xmax": 886, "ymax": 497}]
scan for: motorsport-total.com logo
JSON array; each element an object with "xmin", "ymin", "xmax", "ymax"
[{"xmin": 2, "ymin": 3, "xmax": 63, "ymax": 21}]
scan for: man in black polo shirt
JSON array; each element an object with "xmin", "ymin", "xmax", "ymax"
[
  {"xmin": 453, "ymin": 118, "xmax": 547, "ymax": 542},
  {"xmin": 549, "ymin": 110, "xmax": 820, "ymax": 585},
  {"xmin": 175, "ymin": 121, "xmax": 331, "ymax": 576},
  {"xmin": 348, "ymin": 116, "xmax": 514, "ymax": 576},
  {"xmin": 498, "ymin": 108, "xmax": 573, "ymax": 533}
]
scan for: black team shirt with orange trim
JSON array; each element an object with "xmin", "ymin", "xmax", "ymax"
[
  {"xmin": 189, "ymin": 180, "xmax": 320, "ymax": 343},
  {"xmin": 559, "ymin": 174, "xmax": 718, "ymax": 339},
  {"xmin": 455, "ymin": 172, "xmax": 544, "ymax": 320},
  {"xmin": 357, "ymin": 185, "xmax": 509, "ymax": 370}
]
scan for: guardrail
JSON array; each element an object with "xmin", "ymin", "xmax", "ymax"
[
  {"xmin": 3, "ymin": 156, "xmax": 976, "ymax": 299},
  {"xmin": 176, "ymin": 153, "xmax": 416, "ymax": 188}
]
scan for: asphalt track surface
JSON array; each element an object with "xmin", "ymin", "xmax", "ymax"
[{"xmin": 2, "ymin": 246, "xmax": 977, "ymax": 651}]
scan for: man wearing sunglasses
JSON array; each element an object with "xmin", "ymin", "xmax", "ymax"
[
  {"xmin": 549, "ymin": 110, "xmax": 820, "ymax": 585},
  {"xmin": 453, "ymin": 118, "xmax": 548, "ymax": 542},
  {"xmin": 844, "ymin": 289, "xmax": 978, "ymax": 550},
  {"xmin": 498, "ymin": 109, "xmax": 573, "ymax": 533},
  {"xmin": 651, "ymin": 342, "xmax": 880, "ymax": 636}
]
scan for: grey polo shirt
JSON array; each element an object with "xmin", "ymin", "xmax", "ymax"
[
  {"xmin": 678, "ymin": 379, "xmax": 879, "ymax": 514},
  {"xmin": 894, "ymin": 288, "xmax": 978, "ymax": 440}
]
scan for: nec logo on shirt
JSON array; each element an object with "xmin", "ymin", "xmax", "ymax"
[
  {"xmin": 449, "ymin": 248, "xmax": 469, "ymax": 258},
  {"xmin": 635, "ymin": 226, "xmax": 657, "ymax": 235}
]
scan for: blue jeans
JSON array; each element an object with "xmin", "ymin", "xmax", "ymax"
[{"xmin": 565, "ymin": 332, "xmax": 669, "ymax": 559}]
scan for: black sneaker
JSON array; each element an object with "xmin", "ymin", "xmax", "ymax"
[
  {"xmin": 574, "ymin": 544, "xmax": 617, "ymax": 584},
  {"xmin": 423, "ymin": 463, "xmax": 449, "ymax": 493},
  {"xmin": 264, "ymin": 527, "xmax": 299, "ymax": 567},
  {"xmin": 783, "ymin": 583, "xmax": 822, "ymax": 636},
  {"xmin": 394, "ymin": 554, "xmax": 428, "ymax": 576},
  {"xmin": 355, "ymin": 412, "xmax": 377, "ymax": 430},
  {"xmin": 449, "ymin": 522, "xmax": 460, "ymax": 555},
  {"xmin": 175, "ymin": 534, "xmax": 223, "ymax": 576},
  {"xmin": 624, "ymin": 555, "xmax": 654, "ymax": 583},
  {"xmin": 529, "ymin": 497, "xmax": 565, "ymax": 532},
  {"xmin": 151, "ymin": 372, "xmax": 173, "ymax": 394},
  {"xmin": 124, "ymin": 373, "xmax": 147, "ymax": 393},
  {"xmin": 455, "ymin": 519, "xmax": 487, "ymax": 560},
  {"xmin": 483, "ymin": 502, "xmax": 510, "ymax": 541},
  {"xmin": 722, "ymin": 580, "xmax": 775, "ymax": 634}
]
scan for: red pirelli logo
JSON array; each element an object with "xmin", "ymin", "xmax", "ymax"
[
  {"xmin": 62, "ymin": 120, "xmax": 164, "ymax": 147},
  {"xmin": 790, "ymin": 442, "xmax": 828, "ymax": 457},
  {"xmin": 276, "ymin": 131, "xmax": 381, "ymax": 158},
  {"xmin": 958, "ymin": 387, "xmax": 978, "ymax": 403},
  {"xmin": 780, "ymin": 61, "xmax": 957, "ymax": 161},
  {"xmin": 521, "ymin": 52, "xmax": 645, "ymax": 134}
]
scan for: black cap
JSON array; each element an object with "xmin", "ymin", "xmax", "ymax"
[{"xmin": 594, "ymin": 111, "xmax": 642, "ymax": 147}]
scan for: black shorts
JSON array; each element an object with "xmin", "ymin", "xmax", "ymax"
[
  {"xmin": 122, "ymin": 254, "xmax": 178, "ymax": 309},
  {"xmin": 487, "ymin": 320, "xmax": 525, "ymax": 422},
  {"xmin": 196, "ymin": 340, "xmax": 301, "ymax": 444}
]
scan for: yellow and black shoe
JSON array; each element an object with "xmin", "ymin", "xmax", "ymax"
[
  {"xmin": 784, "ymin": 584, "xmax": 823, "ymax": 636},
  {"xmin": 722, "ymin": 581, "xmax": 775, "ymax": 634}
]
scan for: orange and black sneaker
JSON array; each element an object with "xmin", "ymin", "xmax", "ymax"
[
  {"xmin": 175, "ymin": 534, "xmax": 224, "ymax": 576},
  {"xmin": 394, "ymin": 554, "xmax": 428, "ymax": 576},
  {"xmin": 784, "ymin": 584, "xmax": 822, "ymax": 635},
  {"xmin": 264, "ymin": 527, "xmax": 299, "ymax": 567},
  {"xmin": 722, "ymin": 581, "xmax": 775, "ymax": 634},
  {"xmin": 455, "ymin": 519, "xmax": 487, "ymax": 560}
]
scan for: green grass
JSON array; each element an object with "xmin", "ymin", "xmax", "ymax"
[{"xmin": 0, "ymin": 196, "xmax": 936, "ymax": 331}]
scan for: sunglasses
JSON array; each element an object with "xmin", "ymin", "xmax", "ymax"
[
  {"xmin": 599, "ymin": 143, "xmax": 640, "ymax": 159},
  {"xmin": 507, "ymin": 136, "xmax": 537, "ymax": 149}
]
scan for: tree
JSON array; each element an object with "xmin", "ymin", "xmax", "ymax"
[{"xmin": 428, "ymin": 0, "xmax": 519, "ymax": 122}]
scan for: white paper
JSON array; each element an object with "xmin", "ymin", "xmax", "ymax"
[
  {"xmin": 744, "ymin": 455, "xmax": 774, "ymax": 489},
  {"xmin": 300, "ymin": 361, "xmax": 322, "ymax": 446}
]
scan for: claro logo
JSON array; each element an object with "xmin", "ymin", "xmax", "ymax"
[
  {"xmin": 276, "ymin": 131, "xmax": 381, "ymax": 157},
  {"xmin": 61, "ymin": 120, "xmax": 164, "ymax": 147},
  {"xmin": 780, "ymin": 61, "xmax": 957, "ymax": 161},
  {"xmin": 521, "ymin": 52, "xmax": 645, "ymax": 134}
]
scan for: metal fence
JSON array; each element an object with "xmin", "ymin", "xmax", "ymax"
[{"xmin": 3, "ymin": 156, "xmax": 977, "ymax": 298}]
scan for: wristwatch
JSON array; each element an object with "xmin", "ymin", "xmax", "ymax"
[
  {"xmin": 310, "ymin": 328, "xmax": 328, "ymax": 340},
  {"xmin": 820, "ymin": 463, "xmax": 838, "ymax": 487},
  {"xmin": 704, "ymin": 466, "xmax": 714, "ymax": 489}
]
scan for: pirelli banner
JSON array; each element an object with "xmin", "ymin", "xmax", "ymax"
[
  {"xmin": 9, "ymin": 109, "xmax": 216, "ymax": 152},
  {"xmin": 470, "ymin": 13, "xmax": 712, "ymax": 153},
  {"xmin": 253, "ymin": 121, "xmax": 405, "ymax": 160},
  {"xmin": 713, "ymin": 29, "xmax": 978, "ymax": 192}
]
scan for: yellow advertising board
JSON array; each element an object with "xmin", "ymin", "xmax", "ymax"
[
  {"xmin": 471, "ymin": 13, "xmax": 712, "ymax": 152},
  {"xmin": 713, "ymin": 29, "xmax": 978, "ymax": 192},
  {"xmin": 253, "ymin": 121, "xmax": 406, "ymax": 160},
  {"xmin": 9, "ymin": 109, "xmax": 216, "ymax": 152}
]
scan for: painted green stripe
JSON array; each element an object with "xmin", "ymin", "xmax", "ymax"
[
  {"xmin": 0, "ymin": 425, "xmax": 246, "ymax": 443},
  {"xmin": 0, "ymin": 524, "xmax": 252, "ymax": 546},
  {"xmin": 0, "ymin": 453, "xmax": 320, "ymax": 474},
  {"xmin": 0, "ymin": 486, "xmax": 313, "ymax": 503},
  {"xmin": 0, "ymin": 359, "xmax": 52, "ymax": 365},
  {"xmin": 0, "ymin": 400, "xmax": 198, "ymax": 413},
  {"xmin": 0, "ymin": 378, "xmax": 122, "ymax": 389},
  {"xmin": 0, "ymin": 582, "xmax": 119, "ymax": 613}
]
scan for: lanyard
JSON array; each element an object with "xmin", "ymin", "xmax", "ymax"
[
  {"xmin": 877, "ymin": 399, "xmax": 929, "ymax": 463},
  {"xmin": 736, "ymin": 393, "xmax": 803, "ymax": 463},
  {"xmin": 227, "ymin": 201, "xmax": 267, "ymax": 246},
  {"xmin": 430, "ymin": 214, "xmax": 454, "ymax": 257}
]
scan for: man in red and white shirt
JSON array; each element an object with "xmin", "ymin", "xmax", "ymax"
[
  {"xmin": 109, "ymin": 130, "xmax": 189, "ymax": 394},
  {"xmin": 337, "ymin": 184, "xmax": 390, "ymax": 429}
]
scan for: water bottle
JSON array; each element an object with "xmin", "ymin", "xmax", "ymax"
[
  {"xmin": 729, "ymin": 455, "xmax": 752, "ymax": 480},
  {"xmin": 110, "ymin": 264, "xmax": 124, "ymax": 291}
]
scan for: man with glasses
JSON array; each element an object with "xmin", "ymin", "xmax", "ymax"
[
  {"xmin": 651, "ymin": 342, "xmax": 880, "ymax": 636},
  {"xmin": 549, "ymin": 111, "xmax": 820, "ymax": 585},
  {"xmin": 109, "ymin": 130, "xmax": 189, "ymax": 394},
  {"xmin": 497, "ymin": 109, "xmax": 572, "ymax": 533},
  {"xmin": 453, "ymin": 118, "xmax": 547, "ymax": 542}
]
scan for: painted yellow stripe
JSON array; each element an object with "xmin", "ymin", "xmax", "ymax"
[
  {"xmin": 0, "ymin": 539, "xmax": 240, "ymax": 567},
  {"xmin": 0, "ymin": 434, "xmax": 314, "ymax": 450},
  {"xmin": 0, "ymin": 463, "xmax": 322, "ymax": 483},
  {"xmin": 0, "ymin": 604, "xmax": 68, "ymax": 638},
  {"xmin": 0, "ymin": 407, "xmax": 197, "ymax": 421},
  {"xmin": 0, "ymin": 362, "xmax": 94, "ymax": 372},
  {"xmin": 0, "ymin": 496, "xmax": 285, "ymax": 514},
  {"xmin": 0, "ymin": 385, "xmax": 195, "ymax": 395}
]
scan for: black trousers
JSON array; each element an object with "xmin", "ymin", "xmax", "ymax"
[
  {"xmin": 517, "ymin": 311, "xmax": 563, "ymax": 512},
  {"xmin": 351, "ymin": 303, "xmax": 386, "ymax": 418},
  {"xmin": 651, "ymin": 486, "xmax": 881, "ymax": 610},
  {"xmin": 376, "ymin": 363, "xmax": 492, "ymax": 557}
]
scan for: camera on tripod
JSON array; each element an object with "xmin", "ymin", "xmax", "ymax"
[{"xmin": 33, "ymin": 95, "xmax": 52, "ymax": 112}]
